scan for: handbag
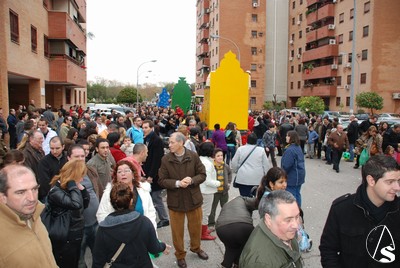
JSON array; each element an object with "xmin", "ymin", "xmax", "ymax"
[
  {"xmin": 104, "ymin": 243, "xmax": 126, "ymax": 268},
  {"xmin": 233, "ymin": 145, "xmax": 257, "ymax": 188},
  {"xmin": 41, "ymin": 202, "xmax": 71, "ymax": 244},
  {"xmin": 359, "ymin": 148, "xmax": 369, "ymax": 166}
]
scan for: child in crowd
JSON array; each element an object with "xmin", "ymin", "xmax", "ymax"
[
  {"xmin": 307, "ymin": 125, "xmax": 319, "ymax": 159},
  {"xmin": 323, "ymin": 129, "xmax": 332, "ymax": 163},
  {"xmin": 208, "ymin": 148, "xmax": 232, "ymax": 230},
  {"xmin": 120, "ymin": 136, "xmax": 134, "ymax": 156}
]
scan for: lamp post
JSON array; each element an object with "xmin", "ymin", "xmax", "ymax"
[
  {"xmin": 210, "ymin": 34, "xmax": 240, "ymax": 63},
  {"xmin": 136, "ymin": 60, "xmax": 157, "ymax": 110}
]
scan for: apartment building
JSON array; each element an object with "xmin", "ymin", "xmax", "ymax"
[
  {"xmin": 195, "ymin": 0, "xmax": 288, "ymax": 111},
  {"xmin": 0, "ymin": 0, "xmax": 87, "ymax": 113},
  {"xmin": 289, "ymin": 0, "xmax": 400, "ymax": 113}
]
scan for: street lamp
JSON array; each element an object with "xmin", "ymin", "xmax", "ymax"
[
  {"xmin": 210, "ymin": 34, "xmax": 241, "ymax": 62},
  {"xmin": 136, "ymin": 60, "xmax": 157, "ymax": 110}
]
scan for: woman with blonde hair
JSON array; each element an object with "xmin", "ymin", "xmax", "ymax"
[{"xmin": 46, "ymin": 159, "xmax": 90, "ymax": 268}]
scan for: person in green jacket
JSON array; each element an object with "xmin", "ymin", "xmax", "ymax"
[{"xmin": 239, "ymin": 190, "xmax": 303, "ymax": 268}]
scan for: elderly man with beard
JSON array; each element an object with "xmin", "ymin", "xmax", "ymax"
[{"xmin": 0, "ymin": 165, "xmax": 58, "ymax": 267}]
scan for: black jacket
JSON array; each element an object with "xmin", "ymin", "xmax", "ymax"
[
  {"xmin": 37, "ymin": 152, "xmax": 68, "ymax": 202},
  {"xmin": 92, "ymin": 210, "xmax": 166, "ymax": 268},
  {"xmin": 320, "ymin": 185, "xmax": 400, "ymax": 268},
  {"xmin": 382, "ymin": 128, "xmax": 400, "ymax": 152},
  {"xmin": 346, "ymin": 120, "xmax": 359, "ymax": 143},
  {"xmin": 47, "ymin": 181, "xmax": 89, "ymax": 242},
  {"xmin": 143, "ymin": 131, "xmax": 164, "ymax": 191}
]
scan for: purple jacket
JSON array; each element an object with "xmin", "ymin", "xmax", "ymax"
[{"xmin": 212, "ymin": 130, "xmax": 228, "ymax": 151}]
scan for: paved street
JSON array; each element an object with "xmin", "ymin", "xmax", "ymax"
[{"xmin": 152, "ymin": 156, "xmax": 363, "ymax": 268}]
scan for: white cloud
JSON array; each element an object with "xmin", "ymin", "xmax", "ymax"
[{"xmin": 86, "ymin": 0, "xmax": 196, "ymax": 85}]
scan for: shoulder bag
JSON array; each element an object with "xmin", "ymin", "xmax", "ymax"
[
  {"xmin": 41, "ymin": 201, "xmax": 71, "ymax": 244},
  {"xmin": 104, "ymin": 243, "xmax": 126, "ymax": 268},
  {"xmin": 233, "ymin": 145, "xmax": 257, "ymax": 188}
]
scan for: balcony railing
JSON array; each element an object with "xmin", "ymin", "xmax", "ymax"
[
  {"xmin": 196, "ymin": 58, "xmax": 210, "ymax": 70},
  {"xmin": 49, "ymin": 55, "xmax": 86, "ymax": 87},
  {"xmin": 307, "ymin": 4, "xmax": 335, "ymax": 25},
  {"xmin": 302, "ymin": 44, "xmax": 338, "ymax": 62},
  {"xmin": 302, "ymin": 84, "xmax": 336, "ymax": 97},
  {"xmin": 302, "ymin": 64, "xmax": 338, "ymax": 80},
  {"xmin": 307, "ymin": 0, "xmax": 319, "ymax": 7},
  {"xmin": 306, "ymin": 24, "xmax": 335, "ymax": 43}
]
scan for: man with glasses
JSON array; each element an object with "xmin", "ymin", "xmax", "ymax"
[
  {"xmin": 59, "ymin": 116, "xmax": 73, "ymax": 141},
  {"xmin": 320, "ymin": 155, "xmax": 400, "ymax": 267},
  {"xmin": 0, "ymin": 165, "xmax": 58, "ymax": 267}
]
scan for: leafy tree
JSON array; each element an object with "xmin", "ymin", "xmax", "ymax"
[
  {"xmin": 116, "ymin": 87, "xmax": 138, "ymax": 104},
  {"xmin": 87, "ymin": 82, "xmax": 107, "ymax": 102},
  {"xmin": 296, "ymin": 96, "xmax": 325, "ymax": 115},
  {"xmin": 355, "ymin": 92, "xmax": 383, "ymax": 114}
]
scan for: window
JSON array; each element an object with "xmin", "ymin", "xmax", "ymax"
[
  {"xmin": 251, "ymin": 31, "xmax": 257, "ymax": 38},
  {"xmin": 291, "ymin": 50, "xmax": 294, "ymax": 57},
  {"xmin": 338, "ymin": 34, "xmax": 344, "ymax": 44},
  {"xmin": 291, "ymin": 66, "xmax": 294, "ymax": 74},
  {"xmin": 292, "ymin": 1, "xmax": 295, "ymax": 9},
  {"xmin": 349, "ymin": 31, "xmax": 353, "ymax": 41},
  {"xmin": 31, "ymin": 25, "xmax": 37, "ymax": 52},
  {"xmin": 252, "ymin": 14, "xmax": 258, "ymax": 22},
  {"xmin": 250, "ymin": 97, "xmax": 257, "ymax": 105},
  {"xmin": 339, "ymin": 13, "xmax": 344, "ymax": 23},
  {"xmin": 299, "ymin": 14, "xmax": 303, "ymax": 22},
  {"xmin": 363, "ymin": 25, "xmax": 369, "ymax": 37},
  {"xmin": 291, "ymin": 33, "xmax": 295, "ymax": 41},
  {"xmin": 290, "ymin": 82, "xmax": 294, "ymax": 89},
  {"xmin": 44, "ymin": 35, "xmax": 49, "ymax": 57},
  {"xmin": 66, "ymin": 89, "xmax": 71, "ymax": 103},
  {"xmin": 361, "ymin": 49, "xmax": 368, "ymax": 60},
  {"xmin": 300, "ymin": 0, "xmax": 303, "ymax": 5},
  {"xmin": 348, "ymin": 53, "xmax": 352, "ymax": 63},
  {"xmin": 9, "ymin": 9, "xmax": 19, "ymax": 43},
  {"xmin": 251, "ymin": 64, "xmax": 257, "ymax": 71},
  {"xmin": 346, "ymin": 97, "xmax": 350, "ymax": 106},
  {"xmin": 251, "ymin": 80, "xmax": 257, "ymax": 88},
  {"xmin": 292, "ymin": 17, "xmax": 295, "ymax": 25},
  {"xmin": 298, "ymin": 47, "xmax": 302, "ymax": 54},
  {"xmin": 347, "ymin": 75, "xmax": 351, "ymax": 85},
  {"xmin": 297, "ymin": 81, "xmax": 301, "ymax": 89},
  {"xmin": 338, "ymin": 55, "xmax": 343, "ymax": 65},
  {"xmin": 336, "ymin": 97, "xmax": 341, "ymax": 106},
  {"xmin": 360, "ymin": 73, "xmax": 367, "ymax": 84},
  {"xmin": 350, "ymin": 8, "xmax": 354, "ymax": 19},
  {"xmin": 298, "ymin": 64, "xmax": 302, "ymax": 72},
  {"xmin": 299, "ymin": 30, "xmax": 302, "ymax": 39},
  {"xmin": 364, "ymin": 1, "xmax": 370, "ymax": 13},
  {"xmin": 337, "ymin": 76, "xmax": 342, "ymax": 86},
  {"xmin": 251, "ymin": 47, "xmax": 257, "ymax": 55}
]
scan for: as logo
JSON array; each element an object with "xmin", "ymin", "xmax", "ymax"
[{"xmin": 366, "ymin": 225, "xmax": 395, "ymax": 263}]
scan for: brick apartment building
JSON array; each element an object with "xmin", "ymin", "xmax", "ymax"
[
  {"xmin": 197, "ymin": 0, "xmax": 400, "ymax": 113},
  {"xmin": 289, "ymin": 0, "xmax": 400, "ymax": 113},
  {"xmin": 0, "ymin": 0, "xmax": 87, "ymax": 114}
]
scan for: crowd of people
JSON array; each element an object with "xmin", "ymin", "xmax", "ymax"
[{"xmin": 0, "ymin": 102, "xmax": 399, "ymax": 268}]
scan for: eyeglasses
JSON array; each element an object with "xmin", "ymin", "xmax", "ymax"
[{"xmin": 117, "ymin": 169, "xmax": 132, "ymax": 174}]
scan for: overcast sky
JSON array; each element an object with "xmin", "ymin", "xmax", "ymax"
[{"xmin": 86, "ymin": 0, "xmax": 196, "ymax": 85}]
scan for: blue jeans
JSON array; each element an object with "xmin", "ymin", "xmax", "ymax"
[
  {"xmin": 226, "ymin": 146, "xmax": 236, "ymax": 165},
  {"xmin": 326, "ymin": 145, "xmax": 332, "ymax": 163},
  {"xmin": 78, "ymin": 222, "xmax": 98, "ymax": 268},
  {"xmin": 286, "ymin": 185, "xmax": 302, "ymax": 208},
  {"xmin": 349, "ymin": 143, "xmax": 355, "ymax": 161},
  {"xmin": 256, "ymin": 139, "xmax": 264, "ymax": 147}
]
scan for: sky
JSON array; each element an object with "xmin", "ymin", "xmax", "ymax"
[{"xmin": 86, "ymin": 0, "xmax": 196, "ymax": 86}]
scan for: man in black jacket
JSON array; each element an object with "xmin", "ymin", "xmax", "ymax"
[
  {"xmin": 382, "ymin": 124, "xmax": 400, "ymax": 152},
  {"xmin": 142, "ymin": 120, "xmax": 170, "ymax": 228},
  {"xmin": 320, "ymin": 155, "xmax": 400, "ymax": 267},
  {"xmin": 346, "ymin": 115, "xmax": 359, "ymax": 162}
]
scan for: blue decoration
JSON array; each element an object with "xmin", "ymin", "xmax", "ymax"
[{"xmin": 157, "ymin": 88, "xmax": 170, "ymax": 108}]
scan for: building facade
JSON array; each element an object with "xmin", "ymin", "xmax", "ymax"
[
  {"xmin": 0, "ymin": 0, "xmax": 87, "ymax": 113},
  {"xmin": 289, "ymin": 0, "xmax": 400, "ymax": 113}
]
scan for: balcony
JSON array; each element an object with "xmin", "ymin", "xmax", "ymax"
[
  {"xmin": 75, "ymin": 0, "xmax": 86, "ymax": 22},
  {"xmin": 199, "ymin": 28, "xmax": 209, "ymax": 41},
  {"xmin": 48, "ymin": 12, "xmax": 86, "ymax": 54},
  {"xmin": 306, "ymin": 25, "xmax": 335, "ymax": 43},
  {"xmin": 302, "ymin": 44, "xmax": 338, "ymax": 62},
  {"xmin": 197, "ymin": 43, "xmax": 209, "ymax": 56},
  {"xmin": 199, "ymin": 13, "xmax": 210, "ymax": 26},
  {"xmin": 302, "ymin": 85, "xmax": 337, "ymax": 97},
  {"xmin": 307, "ymin": 0, "xmax": 319, "ymax": 7},
  {"xmin": 196, "ymin": 58, "xmax": 210, "ymax": 70},
  {"xmin": 302, "ymin": 65, "xmax": 337, "ymax": 80},
  {"xmin": 307, "ymin": 4, "xmax": 335, "ymax": 25},
  {"xmin": 49, "ymin": 55, "xmax": 86, "ymax": 87}
]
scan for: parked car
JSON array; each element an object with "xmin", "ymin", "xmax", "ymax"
[
  {"xmin": 378, "ymin": 113, "xmax": 400, "ymax": 120},
  {"xmin": 321, "ymin": 111, "xmax": 348, "ymax": 123}
]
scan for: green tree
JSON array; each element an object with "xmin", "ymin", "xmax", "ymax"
[
  {"xmin": 296, "ymin": 96, "xmax": 325, "ymax": 115},
  {"xmin": 355, "ymin": 92, "xmax": 383, "ymax": 114},
  {"xmin": 87, "ymin": 82, "xmax": 107, "ymax": 102},
  {"xmin": 116, "ymin": 87, "xmax": 138, "ymax": 104}
]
